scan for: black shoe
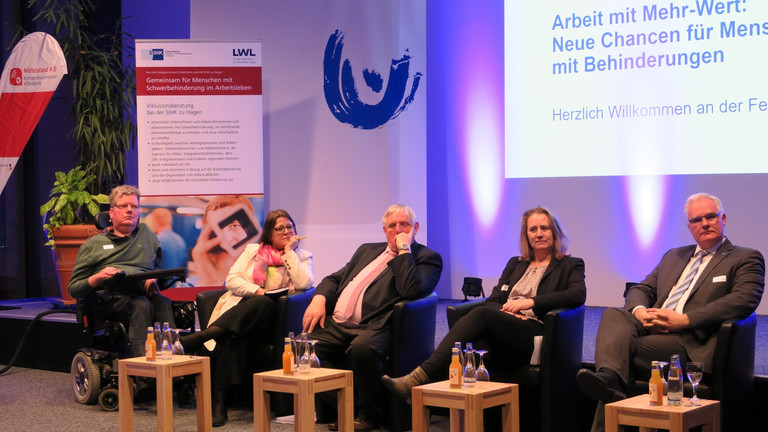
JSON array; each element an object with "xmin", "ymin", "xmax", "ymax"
[
  {"xmin": 576, "ymin": 369, "xmax": 626, "ymax": 402},
  {"xmin": 212, "ymin": 390, "xmax": 228, "ymax": 427},
  {"xmin": 353, "ymin": 415, "xmax": 378, "ymax": 432},
  {"xmin": 212, "ymin": 411, "xmax": 228, "ymax": 428}
]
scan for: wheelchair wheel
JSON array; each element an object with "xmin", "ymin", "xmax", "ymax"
[
  {"xmin": 98, "ymin": 387, "xmax": 119, "ymax": 411},
  {"xmin": 71, "ymin": 351, "xmax": 101, "ymax": 404}
]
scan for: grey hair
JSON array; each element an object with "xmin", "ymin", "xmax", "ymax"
[
  {"xmin": 381, "ymin": 204, "xmax": 416, "ymax": 225},
  {"xmin": 109, "ymin": 185, "xmax": 140, "ymax": 206},
  {"xmin": 684, "ymin": 193, "xmax": 723, "ymax": 216}
]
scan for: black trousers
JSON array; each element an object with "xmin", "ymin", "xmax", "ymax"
[
  {"xmin": 209, "ymin": 295, "xmax": 276, "ymax": 392},
  {"xmin": 109, "ymin": 293, "xmax": 174, "ymax": 358},
  {"xmin": 595, "ymin": 307, "xmax": 691, "ymax": 385},
  {"xmin": 309, "ymin": 318, "xmax": 390, "ymax": 424},
  {"xmin": 420, "ymin": 305, "xmax": 544, "ymax": 381}
]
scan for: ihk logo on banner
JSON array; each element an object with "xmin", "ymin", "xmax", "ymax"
[
  {"xmin": 150, "ymin": 49, "xmax": 164, "ymax": 60},
  {"xmin": 9, "ymin": 68, "xmax": 22, "ymax": 86}
]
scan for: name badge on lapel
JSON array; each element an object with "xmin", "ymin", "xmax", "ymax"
[
  {"xmin": 712, "ymin": 275, "xmax": 726, "ymax": 283},
  {"xmin": 501, "ymin": 284, "xmax": 509, "ymax": 292}
]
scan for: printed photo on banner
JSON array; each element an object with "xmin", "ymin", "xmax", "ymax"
[{"xmin": 141, "ymin": 195, "xmax": 264, "ymax": 288}]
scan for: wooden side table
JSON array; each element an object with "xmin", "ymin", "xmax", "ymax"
[
  {"xmin": 253, "ymin": 368, "xmax": 353, "ymax": 432},
  {"xmin": 605, "ymin": 395, "xmax": 720, "ymax": 432},
  {"xmin": 118, "ymin": 355, "xmax": 212, "ymax": 432},
  {"xmin": 411, "ymin": 381, "xmax": 519, "ymax": 432}
]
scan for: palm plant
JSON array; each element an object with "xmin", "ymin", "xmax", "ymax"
[{"xmin": 22, "ymin": 0, "xmax": 136, "ymax": 192}]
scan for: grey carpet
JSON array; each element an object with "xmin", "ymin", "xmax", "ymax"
[
  {"xmin": 0, "ymin": 366, "xmax": 453, "ymax": 431},
  {"xmin": 1, "ymin": 301, "xmax": 765, "ymax": 432}
]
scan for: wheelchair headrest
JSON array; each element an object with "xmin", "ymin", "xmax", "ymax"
[{"xmin": 94, "ymin": 211, "xmax": 111, "ymax": 230}]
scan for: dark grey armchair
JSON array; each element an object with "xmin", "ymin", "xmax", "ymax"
[{"xmin": 446, "ymin": 300, "xmax": 585, "ymax": 432}]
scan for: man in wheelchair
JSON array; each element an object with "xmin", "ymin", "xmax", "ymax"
[{"xmin": 69, "ymin": 185, "xmax": 176, "ymax": 357}]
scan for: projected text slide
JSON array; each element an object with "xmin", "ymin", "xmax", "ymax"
[{"xmin": 505, "ymin": 0, "xmax": 768, "ymax": 178}]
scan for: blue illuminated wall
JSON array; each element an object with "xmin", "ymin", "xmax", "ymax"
[{"xmin": 426, "ymin": 0, "xmax": 768, "ymax": 313}]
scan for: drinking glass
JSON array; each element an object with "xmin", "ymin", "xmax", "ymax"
[
  {"xmin": 685, "ymin": 362, "xmax": 704, "ymax": 406},
  {"xmin": 308, "ymin": 339, "xmax": 321, "ymax": 368},
  {"xmin": 172, "ymin": 329, "xmax": 185, "ymax": 355},
  {"xmin": 475, "ymin": 350, "xmax": 490, "ymax": 382}
]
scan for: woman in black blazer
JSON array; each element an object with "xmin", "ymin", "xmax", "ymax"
[{"xmin": 383, "ymin": 206, "xmax": 586, "ymax": 395}]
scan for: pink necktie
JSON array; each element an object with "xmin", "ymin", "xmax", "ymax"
[{"xmin": 342, "ymin": 250, "xmax": 396, "ymax": 321}]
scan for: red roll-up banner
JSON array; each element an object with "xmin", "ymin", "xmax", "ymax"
[{"xmin": 0, "ymin": 32, "xmax": 67, "ymax": 196}]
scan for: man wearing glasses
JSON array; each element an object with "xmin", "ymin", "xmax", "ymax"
[
  {"xmin": 578, "ymin": 192, "xmax": 764, "ymax": 432},
  {"xmin": 69, "ymin": 185, "xmax": 175, "ymax": 357}
]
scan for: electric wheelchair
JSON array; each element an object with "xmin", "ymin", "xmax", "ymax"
[{"xmin": 70, "ymin": 267, "xmax": 193, "ymax": 411}]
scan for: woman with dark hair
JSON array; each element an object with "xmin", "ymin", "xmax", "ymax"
[
  {"xmin": 383, "ymin": 206, "xmax": 585, "ymax": 397},
  {"xmin": 181, "ymin": 209, "xmax": 313, "ymax": 426}
]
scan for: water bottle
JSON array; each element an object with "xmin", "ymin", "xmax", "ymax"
[
  {"xmin": 454, "ymin": 341, "xmax": 465, "ymax": 369},
  {"xmin": 298, "ymin": 332, "xmax": 311, "ymax": 374},
  {"xmin": 667, "ymin": 354, "xmax": 683, "ymax": 406},
  {"xmin": 288, "ymin": 332, "xmax": 298, "ymax": 372},
  {"xmin": 160, "ymin": 322, "xmax": 173, "ymax": 360},
  {"xmin": 153, "ymin": 322, "xmax": 162, "ymax": 351},
  {"xmin": 463, "ymin": 342, "xmax": 476, "ymax": 387}
]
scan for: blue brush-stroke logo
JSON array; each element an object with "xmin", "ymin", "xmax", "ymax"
[{"xmin": 323, "ymin": 30, "xmax": 422, "ymax": 130}]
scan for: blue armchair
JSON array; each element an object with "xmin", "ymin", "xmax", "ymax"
[
  {"xmin": 387, "ymin": 292, "xmax": 438, "ymax": 432},
  {"xmin": 312, "ymin": 291, "xmax": 438, "ymax": 431},
  {"xmin": 195, "ymin": 287, "xmax": 315, "ymax": 370}
]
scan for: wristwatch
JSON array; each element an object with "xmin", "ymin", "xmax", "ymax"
[{"xmin": 398, "ymin": 243, "xmax": 411, "ymax": 252}]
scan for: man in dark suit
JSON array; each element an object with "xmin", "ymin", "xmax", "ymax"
[
  {"xmin": 302, "ymin": 204, "xmax": 442, "ymax": 431},
  {"xmin": 578, "ymin": 193, "xmax": 765, "ymax": 432}
]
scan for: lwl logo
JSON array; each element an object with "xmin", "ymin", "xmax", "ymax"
[{"xmin": 233, "ymin": 48, "xmax": 257, "ymax": 57}]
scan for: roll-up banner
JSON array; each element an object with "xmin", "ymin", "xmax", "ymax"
[{"xmin": 0, "ymin": 32, "xmax": 67, "ymax": 196}]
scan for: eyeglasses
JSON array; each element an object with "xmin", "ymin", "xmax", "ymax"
[
  {"xmin": 274, "ymin": 224, "xmax": 295, "ymax": 234},
  {"xmin": 113, "ymin": 204, "xmax": 139, "ymax": 211},
  {"xmin": 687, "ymin": 212, "xmax": 721, "ymax": 225}
]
